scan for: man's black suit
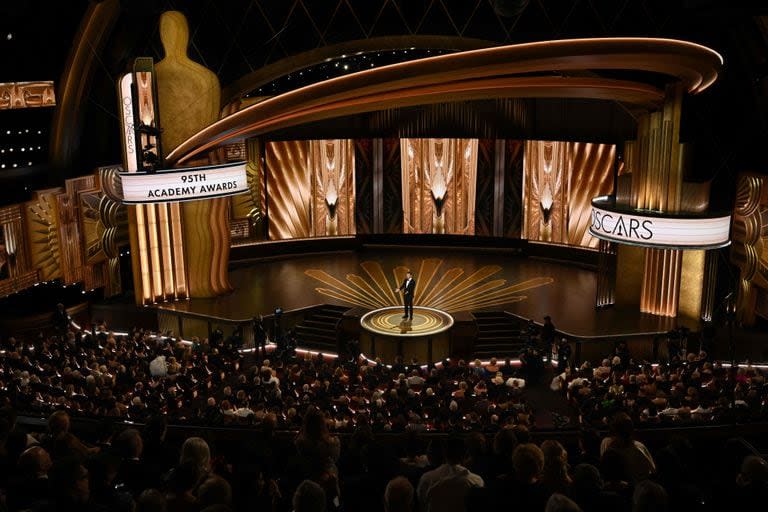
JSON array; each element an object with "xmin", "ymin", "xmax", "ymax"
[{"xmin": 398, "ymin": 277, "xmax": 416, "ymax": 319}]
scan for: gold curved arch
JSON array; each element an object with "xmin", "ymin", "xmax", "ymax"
[{"xmin": 167, "ymin": 37, "xmax": 722, "ymax": 165}]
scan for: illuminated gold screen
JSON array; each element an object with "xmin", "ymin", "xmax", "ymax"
[
  {"xmin": 522, "ymin": 140, "xmax": 615, "ymax": 248},
  {"xmin": 401, "ymin": 138, "xmax": 478, "ymax": 235},
  {"xmin": 266, "ymin": 140, "xmax": 355, "ymax": 240}
]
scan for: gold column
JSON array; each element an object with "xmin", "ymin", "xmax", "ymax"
[{"xmin": 624, "ymin": 83, "xmax": 687, "ymax": 317}]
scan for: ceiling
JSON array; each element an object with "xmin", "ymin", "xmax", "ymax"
[{"xmin": 1, "ymin": 0, "xmax": 767, "ymax": 208}]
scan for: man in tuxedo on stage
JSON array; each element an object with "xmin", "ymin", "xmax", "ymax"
[{"xmin": 394, "ymin": 271, "xmax": 416, "ymax": 320}]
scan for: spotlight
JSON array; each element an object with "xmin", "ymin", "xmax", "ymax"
[{"xmin": 5, "ymin": 33, "xmax": 11, "ymax": 41}]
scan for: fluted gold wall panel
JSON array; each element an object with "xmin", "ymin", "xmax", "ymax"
[
  {"xmin": 401, "ymin": 138, "xmax": 477, "ymax": 235},
  {"xmin": 267, "ymin": 140, "xmax": 311, "ymax": 240},
  {"xmin": 567, "ymin": 142, "xmax": 616, "ymax": 247},
  {"xmin": 624, "ymin": 84, "xmax": 688, "ymax": 317}
]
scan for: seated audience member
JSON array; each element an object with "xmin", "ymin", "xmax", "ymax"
[
  {"xmin": 599, "ymin": 413, "xmax": 655, "ymax": 483},
  {"xmin": 545, "ymin": 493, "xmax": 583, "ymax": 512},
  {"xmin": 417, "ymin": 437, "xmax": 484, "ymax": 512},
  {"xmin": 136, "ymin": 489, "xmax": 167, "ymax": 512},
  {"xmin": 198, "ymin": 475, "xmax": 233, "ymax": 512},
  {"xmin": 49, "ymin": 457, "xmax": 93, "ymax": 511},
  {"xmin": 598, "ymin": 450, "xmax": 632, "ymax": 504},
  {"xmin": 385, "ymin": 476, "xmax": 415, "ymax": 512},
  {"xmin": 179, "ymin": 436, "xmax": 212, "ymax": 484},
  {"xmin": 488, "ymin": 428, "xmax": 518, "ymax": 479},
  {"xmin": 470, "ymin": 443, "xmax": 548, "ymax": 512},
  {"xmin": 293, "ymin": 479, "xmax": 327, "ymax": 512},
  {"xmin": 6, "ymin": 446, "xmax": 53, "ymax": 510},
  {"xmin": 165, "ymin": 462, "xmax": 200, "ymax": 512},
  {"xmin": 541, "ymin": 440, "xmax": 572, "ymax": 498},
  {"xmin": 296, "ymin": 407, "xmax": 341, "ymax": 477},
  {"xmin": 569, "ymin": 463, "xmax": 627, "ymax": 512},
  {"xmin": 114, "ymin": 428, "xmax": 150, "ymax": 495},
  {"xmin": 43, "ymin": 410, "xmax": 99, "ymax": 460},
  {"xmin": 735, "ymin": 455, "xmax": 768, "ymax": 507},
  {"xmin": 631, "ymin": 480, "xmax": 668, "ymax": 512},
  {"xmin": 88, "ymin": 451, "xmax": 133, "ymax": 512}
]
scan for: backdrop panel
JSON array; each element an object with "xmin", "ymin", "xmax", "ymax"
[
  {"xmin": 523, "ymin": 140, "xmax": 615, "ymax": 248},
  {"xmin": 401, "ymin": 138, "xmax": 478, "ymax": 235},
  {"xmin": 266, "ymin": 139, "xmax": 355, "ymax": 240}
]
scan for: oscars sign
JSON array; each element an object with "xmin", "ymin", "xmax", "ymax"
[
  {"xmin": 589, "ymin": 196, "xmax": 731, "ymax": 250},
  {"xmin": 117, "ymin": 161, "xmax": 248, "ymax": 204}
]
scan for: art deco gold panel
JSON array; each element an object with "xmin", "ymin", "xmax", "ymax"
[
  {"xmin": 0, "ymin": 81, "xmax": 56, "ymax": 110},
  {"xmin": 310, "ymin": 139, "xmax": 355, "ymax": 237},
  {"xmin": 0, "ymin": 205, "xmax": 37, "ymax": 297},
  {"xmin": 57, "ymin": 176, "xmax": 96, "ymax": 284},
  {"xmin": 267, "ymin": 140, "xmax": 311, "ymax": 240},
  {"xmin": 731, "ymin": 173, "xmax": 768, "ymax": 325},
  {"xmin": 523, "ymin": 140, "xmax": 567, "ymax": 243},
  {"xmin": 622, "ymin": 84, "xmax": 689, "ymax": 317},
  {"xmin": 401, "ymin": 138, "xmax": 477, "ymax": 235},
  {"xmin": 231, "ymin": 138, "xmax": 265, "ymax": 241},
  {"xmin": 523, "ymin": 140, "xmax": 614, "ymax": 248},
  {"xmin": 267, "ymin": 139, "xmax": 356, "ymax": 240},
  {"xmin": 26, "ymin": 189, "xmax": 63, "ymax": 282}
]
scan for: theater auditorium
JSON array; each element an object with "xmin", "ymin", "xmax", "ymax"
[{"xmin": 1, "ymin": 1, "xmax": 768, "ymax": 511}]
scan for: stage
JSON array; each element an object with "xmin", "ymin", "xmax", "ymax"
[{"xmin": 157, "ymin": 245, "xmax": 698, "ymax": 340}]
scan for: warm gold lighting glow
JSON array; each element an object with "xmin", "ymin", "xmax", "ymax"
[{"xmin": 305, "ymin": 258, "xmax": 553, "ymax": 313}]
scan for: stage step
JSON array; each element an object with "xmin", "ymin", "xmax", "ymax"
[
  {"xmin": 472, "ymin": 310, "xmax": 530, "ymax": 359},
  {"xmin": 292, "ymin": 304, "xmax": 350, "ymax": 353}
]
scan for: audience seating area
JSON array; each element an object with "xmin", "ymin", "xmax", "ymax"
[{"xmin": 0, "ymin": 325, "xmax": 767, "ymax": 511}]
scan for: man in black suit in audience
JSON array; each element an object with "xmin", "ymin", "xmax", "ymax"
[{"xmin": 395, "ymin": 271, "xmax": 416, "ymax": 320}]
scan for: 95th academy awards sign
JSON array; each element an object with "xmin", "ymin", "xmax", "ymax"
[
  {"xmin": 589, "ymin": 197, "xmax": 730, "ymax": 250},
  {"xmin": 118, "ymin": 161, "xmax": 248, "ymax": 204}
]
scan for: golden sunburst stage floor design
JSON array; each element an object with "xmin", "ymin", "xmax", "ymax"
[
  {"xmin": 360, "ymin": 306, "xmax": 454, "ymax": 337},
  {"xmin": 304, "ymin": 258, "xmax": 554, "ymax": 313}
]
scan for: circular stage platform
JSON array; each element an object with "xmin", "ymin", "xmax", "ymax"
[
  {"xmin": 359, "ymin": 306, "xmax": 454, "ymax": 364},
  {"xmin": 360, "ymin": 306, "xmax": 454, "ymax": 337}
]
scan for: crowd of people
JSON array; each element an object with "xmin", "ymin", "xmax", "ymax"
[
  {"xmin": 0, "ymin": 326, "xmax": 539, "ymax": 433},
  {"xmin": 0, "ymin": 320, "xmax": 766, "ymax": 510},
  {"xmin": 1, "ymin": 405, "xmax": 767, "ymax": 511},
  {"xmin": 553, "ymin": 344, "xmax": 768, "ymax": 427}
]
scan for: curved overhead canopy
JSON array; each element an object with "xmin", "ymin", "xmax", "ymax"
[{"xmin": 167, "ymin": 37, "xmax": 723, "ymax": 165}]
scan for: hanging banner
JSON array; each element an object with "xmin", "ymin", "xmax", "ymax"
[
  {"xmin": 589, "ymin": 196, "xmax": 730, "ymax": 250},
  {"xmin": 118, "ymin": 161, "xmax": 248, "ymax": 204}
]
